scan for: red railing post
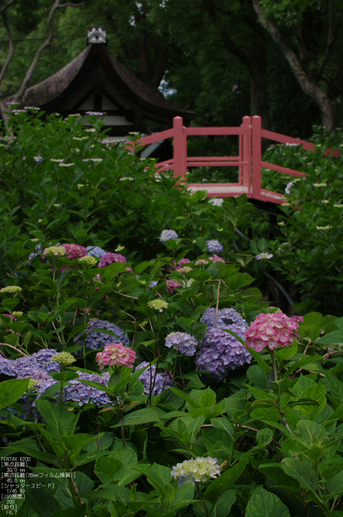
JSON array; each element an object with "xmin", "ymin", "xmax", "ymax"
[
  {"xmin": 173, "ymin": 116, "xmax": 187, "ymax": 178},
  {"xmin": 251, "ymin": 115, "xmax": 262, "ymax": 199},
  {"xmin": 241, "ymin": 116, "xmax": 252, "ymax": 195}
]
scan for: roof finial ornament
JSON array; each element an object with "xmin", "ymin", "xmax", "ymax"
[{"xmin": 86, "ymin": 26, "xmax": 107, "ymax": 46}]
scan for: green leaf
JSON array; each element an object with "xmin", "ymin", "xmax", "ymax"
[
  {"xmin": 258, "ymin": 463, "xmax": 300, "ymax": 490},
  {"xmin": 0, "ymin": 378, "xmax": 29, "ymax": 410},
  {"xmin": 8, "ymin": 444, "xmax": 60, "ymax": 467},
  {"xmin": 295, "ymin": 383, "xmax": 326, "ymax": 419},
  {"xmin": 36, "ymin": 399, "xmax": 79, "ymax": 440},
  {"xmin": 62, "ymin": 433, "xmax": 103, "ymax": 455},
  {"xmin": 257, "ymin": 428, "xmax": 273, "ymax": 447},
  {"xmin": 199, "ymin": 390, "xmax": 216, "ymax": 408},
  {"xmin": 86, "ymin": 485, "xmax": 130, "ymax": 504},
  {"xmin": 303, "ymin": 312, "xmax": 323, "ymax": 327},
  {"xmin": 246, "ymin": 347, "xmax": 271, "ymax": 374},
  {"xmin": 212, "ymin": 489, "xmax": 236, "ymax": 517},
  {"xmin": 247, "ymin": 365, "xmax": 269, "ymax": 389},
  {"xmin": 275, "ymin": 339, "xmax": 298, "ymax": 361},
  {"xmin": 23, "ymin": 485, "xmax": 62, "ymax": 516},
  {"xmin": 319, "ymin": 331, "xmax": 343, "ymax": 345},
  {"xmin": 103, "ymin": 262, "xmax": 128, "ymax": 280},
  {"xmin": 226, "ymin": 272, "xmax": 254, "ymax": 291},
  {"xmin": 94, "ymin": 457, "xmax": 124, "ymax": 483},
  {"xmin": 204, "ymin": 459, "xmax": 248, "ymax": 504},
  {"xmin": 171, "ymin": 481, "xmax": 195, "ymax": 508},
  {"xmin": 250, "ymin": 407, "xmax": 281, "ymax": 423},
  {"xmin": 286, "ymin": 356, "xmax": 323, "ymax": 376},
  {"xmin": 281, "ymin": 458, "xmax": 317, "ymax": 492},
  {"xmin": 49, "ymin": 505, "xmax": 87, "ymax": 517},
  {"xmin": 245, "ymin": 487, "xmax": 290, "ymax": 517},
  {"xmin": 119, "ymin": 407, "xmax": 163, "ymax": 426},
  {"xmin": 326, "ymin": 470, "xmax": 343, "ymax": 496},
  {"xmin": 334, "ymin": 317, "xmax": 343, "ymax": 330},
  {"xmin": 210, "ymin": 417, "xmax": 234, "ymax": 436},
  {"xmin": 169, "ymin": 387, "xmax": 199, "ymax": 408},
  {"xmin": 51, "ymin": 371, "xmax": 79, "ymax": 382}
]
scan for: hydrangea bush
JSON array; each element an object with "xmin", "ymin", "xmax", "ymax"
[{"xmin": 1, "ymin": 111, "xmax": 343, "ymax": 517}]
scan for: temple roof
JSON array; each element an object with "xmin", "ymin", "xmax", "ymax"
[{"xmin": 6, "ymin": 42, "xmax": 195, "ymax": 135}]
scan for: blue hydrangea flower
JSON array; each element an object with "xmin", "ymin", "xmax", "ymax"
[
  {"xmin": 160, "ymin": 230, "xmax": 178, "ymax": 243},
  {"xmin": 75, "ymin": 319, "xmax": 130, "ymax": 350},
  {"xmin": 201, "ymin": 308, "xmax": 247, "ymax": 330},
  {"xmin": 28, "ymin": 243, "xmax": 43, "ymax": 263},
  {"xmin": 206, "ymin": 240, "xmax": 224, "ymax": 254},
  {"xmin": 195, "ymin": 308, "xmax": 251, "ymax": 382},
  {"xmin": 136, "ymin": 362, "xmax": 173, "ymax": 395},
  {"xmin": 149, "ymin": 281, "xmax": 158, "ymax": 288},
  {"xmin": 0, "ymin": 349, "xmax": 61, "ymax": 378},
  {"xmin": 0, "ymin": 350, "xmax": 112, "ymax": 408},
  {"xmin": 195, "ymin": 325, "xmax": 251, "ymax": 382},
  {"xmin": 63, "ymin": 371, "xmax": 111, "ymax": 406},
  {"xmin": 86, "ymin": 246, "xmax": 107, "ymax": 258},
  {"xmin": 165, "ymin": 332, "xmax": 198, "ymax": 356}
]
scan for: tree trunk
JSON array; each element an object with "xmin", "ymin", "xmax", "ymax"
[{"xmin": 252, "ymin": 0, "xmax": 335, "ymax": 131}]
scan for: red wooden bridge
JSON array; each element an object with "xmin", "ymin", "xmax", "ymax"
[{"xmin": 131, "ymin": 115, "xmax": 338, "ymax": 205}]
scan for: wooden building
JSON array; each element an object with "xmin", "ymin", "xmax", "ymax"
[{"xmin": 5, "ymin": 26, "xmax": 195, "ymax": 136}]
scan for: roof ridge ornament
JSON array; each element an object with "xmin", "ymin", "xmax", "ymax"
[{"xmin": 86, "ymin": 26, "xmax": 107, "ymax": 46}]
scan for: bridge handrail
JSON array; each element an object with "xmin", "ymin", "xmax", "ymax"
[{"xmin": 128, "ymin": 115, "xmax": 340, "ymax": 205}]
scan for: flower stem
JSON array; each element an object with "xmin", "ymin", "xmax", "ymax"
[
  {"xmin": 270, "ymin": 349, "xmax": 279, "ymax": 383},
  {"xmin": 196, "ymin": 482, "xmax": 209, "ymax": 517}
]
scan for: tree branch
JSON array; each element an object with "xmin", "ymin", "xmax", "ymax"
[
  {"xmin": 252, "ymin": 0, "xmax": 335, "ymax": 130},
  {"xmin": 0, "ymin": 0, "xmax": 16, "ymax": 13},
  {"xmin": 12, "ymin": 0, "xmax": 84, "ymax": 103},
  {"xmin": 0, "ymin": 4, "xmax": 15, "ymax": 119},
  {"xmin": 318, "ymin": 0, "xmax": 342, "ymax": 79}
]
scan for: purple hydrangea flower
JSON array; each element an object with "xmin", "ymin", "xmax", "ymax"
[
  {"xmin": 86, "ymin": 246, "xmax": 107, "ymax": 258},
  {"xmin": 285, "ymin": 181, "xmax": 295, "ymax": 194},
  {"xmin": 195, "ymin": 325, "xmax": 251, "ymax": 382},
  {"xmin": 165, "ymin": 332, "xmax": 198, "ymax": 356},
  {"xmin": 0, "ymin": 349, "xmax": 61, "ymax": 379},
  {"xmin": 0, "ymin": 351, "xmax": 112, "ymax": 408},
  {"xmin": 98, "ymin": 253, "xmax": 127, "ymax": 268},
  {"xmin": 167, "ymin": 280, "xmax": 181, "ymax": 293},
  {"xmin": 206, "ymin": 240, "xmax": 224, "ymax": 254},
  {"xmin": 176, "ymin": 258, "xmax": 191, "ymax": 270},
  {"xmin": 75, "ymin": 319, "xmax": 130, "ymax": 350},
  {"xmin": 160, "ymin": 230, "xmax": 178, "ymax": 243},
  {"xmin": 255, "ymin": 253, "xmax": 273, "ymax": 260},
  {"xmin": 201, "ymin": 308, "xmax": 247, "ymax": 330},
  {"xmin": 195, "ymin": 308, "xmax": 251, "ymax": 382},
  {"xmin": 136, "ymin": 362, "xmax": 173, "ymax": 395},
  {"xmin": 28, "ymin": 243, "xmax": 43, "ymax": 263},
  {"xmin": 63, "ymin": 371, "xmax": 111, "ymax": 406}
]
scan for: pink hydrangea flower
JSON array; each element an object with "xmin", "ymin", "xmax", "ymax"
[
  {"xmin": 167, "ymin": 280, "xmax": 182, "ymax": 293},
  {"xmin": 290, "ymin": 315, "xmax": 304, "ymax": 324},
  {"xmin": 98, "ymin": 253, "xmax": 127, "ymax": 268},
  {"xmin": 176, "ymin": 258, "xmax": 191, "ymax": 270},
  {"xmin": 63, "ymin": 243, "xmax": 87, "ymax": 259},
  {"xmin": 245, "ymin": 312, "xmax": 300, "ymax": 352},
  {"xmin": 209, "ymin": 255, "xmax": 225, "ymax": 263},
  {"xmin": 96, "ymin": 342, "xmax": 136, "ymax": 370}
]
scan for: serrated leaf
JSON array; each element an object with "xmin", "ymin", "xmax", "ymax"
[{"xmin": 245, "ymin": 487, "xmax": 290, "ymax": 517}]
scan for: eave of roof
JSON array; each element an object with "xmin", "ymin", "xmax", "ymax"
[{"xmin": 5, "ymin": 44, "xmax": 195, "ymax": 124}]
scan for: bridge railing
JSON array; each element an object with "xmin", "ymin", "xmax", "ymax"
[{"xmin": 128, "ymin": 115, "xmax": 339, "ymax": 205}]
